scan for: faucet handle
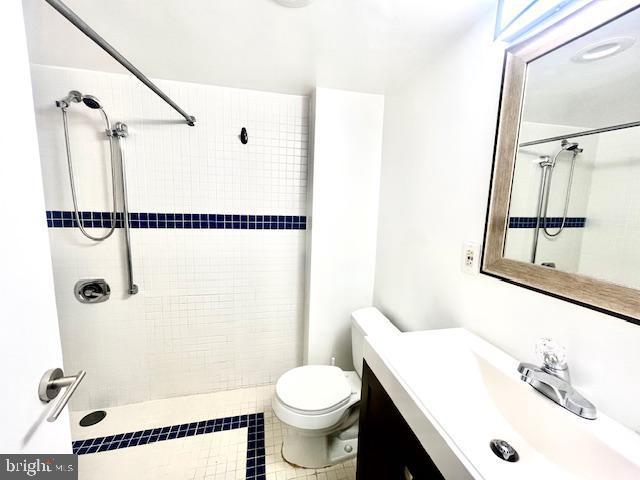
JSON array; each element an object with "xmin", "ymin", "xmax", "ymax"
[{"xmin": 535, "ymin": 338, "xmax": 568, "ymax": 370}]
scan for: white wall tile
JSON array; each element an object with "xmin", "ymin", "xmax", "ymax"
[
  {"xmin": 30, "ymin": 64, "xmax": 309, "ymax": 410},
  {"xmin": 578, "ymin": 128, "xmax": 640, "ymax": 288}
]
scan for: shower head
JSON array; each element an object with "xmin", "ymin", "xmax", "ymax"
[
  {"xmin": 549, "ymin": 140, "xmax": 583, "ymax": 167},
  {"xmin": 561, "ymin": 140, "xmax": 583, "ymax": 153},
  {"xmin": 81, "ymin": 95, "xmax": 102, "ymax": 109},
  {"xmin": 55, "ymin": 91, "xmax": 104, "ymax": 111}
]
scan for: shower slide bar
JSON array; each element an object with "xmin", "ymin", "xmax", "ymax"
[
  {"xmin": 44, "ymin": 0, "xmax": 196, "ymax": 127},
  {"xmin": 519, "ymin": 120, "xmax": 640, "ymax": 147},
  {"xmin": 110, "ymin": 122, "xmax": 139, "ymax": 295}
]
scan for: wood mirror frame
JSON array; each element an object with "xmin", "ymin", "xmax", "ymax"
[{"xmin": 482, "ymin": 1, "xmax": 640, "ymax": 324}]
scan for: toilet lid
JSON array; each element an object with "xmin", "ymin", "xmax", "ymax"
[{"xmin": 276, "ymin": 365, "xmax": 352, "ymax": 413}]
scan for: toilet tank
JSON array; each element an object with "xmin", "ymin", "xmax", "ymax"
[{"xmin": 351, "ymin": 307, "xmax": 399, "ymax": 377}]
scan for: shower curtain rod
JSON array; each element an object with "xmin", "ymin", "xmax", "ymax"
[
  {"xmin": 44, "ymin": 0, "xmax": 196, "ymax": 127},
  {"xmin": 518, "ymin": 120, "xmax": 640, "ymax": 147}
]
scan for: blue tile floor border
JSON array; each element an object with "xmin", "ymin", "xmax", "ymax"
[
  {"xmin": 46, "ymin": 210, "xmax": 307, "ymax": 231},
  {"xmin": 71, "ymin": 412, "xmax": 265, "ymax": 480},
  {"xmin": 508, "ymin": 216, "xmax": 586, "ymax": 229}
]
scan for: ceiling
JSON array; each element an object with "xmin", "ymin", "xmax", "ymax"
[
  {"xmin": 523, "ymin": 6, "xmax": 640, "ymax": 129},
  {"xmin": 22, "ymin": 0, "xmax": 495, "ymax": 96}
]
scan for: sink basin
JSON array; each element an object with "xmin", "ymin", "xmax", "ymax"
[{"xmin": 364, "ymin": 328, "xmax": 640, "ymax": 480}]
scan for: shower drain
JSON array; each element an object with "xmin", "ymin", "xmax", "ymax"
[{"xmin": 79, "ymin": 410, "xmax": 107, "ymax": 427}]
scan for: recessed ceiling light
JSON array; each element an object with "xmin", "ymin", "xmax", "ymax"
[
  {"xmin": 572, "ymin": 36, "xmax": 636, "ymax": 63},
  {"xmin": 274, "ymin": 0, "xmax": 314, "ymax": 7}
]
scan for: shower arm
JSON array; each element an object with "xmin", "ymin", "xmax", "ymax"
[{"xmin": 44, "ymin": 0, "xmax": 196, "ymax": 127}]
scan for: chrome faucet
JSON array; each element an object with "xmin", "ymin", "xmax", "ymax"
[{"xmin": 517, "ymin": 338, "xmax": 597, "ymax": 420}]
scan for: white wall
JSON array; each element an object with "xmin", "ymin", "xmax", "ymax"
[
  {"xmin": 31, "ymin": 64, "xmax": 309, "ymax": 411},
  {"xmin": 304, "ymin": 88, "xmax": 384, "ymax": 369},
  {"xmin": 373, "ymin": 11, "xmax": 640, "ymax": 432},
  {"xmin": 0, "ymin": 1, "xmax": 71, "ymax": 453}
]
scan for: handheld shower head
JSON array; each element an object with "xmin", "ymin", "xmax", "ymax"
[
  {"xmin": 81, "ymin": 95, "xmax": 102, "ymax": 109},
  {"xmin": 561, "ymin": 140, "xmax": 583, "ymax": 153},
  {"xmin": 548, "ymin": 140, "xmax": 583, "ymax": 168},
  {"xmin": 56, "ymin": 91, "xmax": 104, "ymax": 111}
]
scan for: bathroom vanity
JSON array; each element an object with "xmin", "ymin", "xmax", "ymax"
[
  {"xmin": 356, "ymin": 329, "xmax": 640, "ymax": 480},
  {"xmin": 357, "ymin": 361, "xmax": 444, "ymax": 479}
]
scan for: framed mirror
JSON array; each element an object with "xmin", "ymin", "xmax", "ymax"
[{"xmin": 483, "ymin": 1, "xmax": 640, "ymax": 323}]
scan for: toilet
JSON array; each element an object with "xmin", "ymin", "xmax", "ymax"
[{"xmin": 272, "ymin": 307, "xmax": 399, "ymax": 468}]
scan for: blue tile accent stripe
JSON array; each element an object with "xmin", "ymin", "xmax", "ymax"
[
  {"xmin": 509, "ymin": 217, "xmax": 586, "ymax": 229},
  {"xmin": 246, "ymin": 413, "xmax": 266, "ymax": 480},
  {"xmin": 46, "ymin": 210, "xmax": 307, "ymax": 230},
  {"xmin": 71, "ymin": 412, "xmax": 266, "ymax": 480}
]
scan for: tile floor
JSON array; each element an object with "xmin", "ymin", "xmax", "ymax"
[{"xmin": 70, "ymin": 385, "xmax": 357, "ymax": 480}]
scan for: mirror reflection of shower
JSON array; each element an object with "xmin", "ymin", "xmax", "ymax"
[
  {"xmin": 56, "ymin": 90, "xmax": 139, "ymax": 295},
  {"xmin": 530, "ymin": 139, "xmax": 584, "ymax": 264}
]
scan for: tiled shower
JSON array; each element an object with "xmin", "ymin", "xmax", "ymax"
[{"xmin": 31, "ymin": 64, "xmax": 310, "ymax": 411}]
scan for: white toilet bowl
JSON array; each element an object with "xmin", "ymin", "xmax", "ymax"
[
  {"xmin": 272, "ymin": 307, "xmax": 399, "ymax": 468},
  {"xmin": 273, "ymin": 365, "xmax": 361, "ymax": 468}
]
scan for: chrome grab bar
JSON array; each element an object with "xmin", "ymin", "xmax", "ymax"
[
  {"xmin": 39, "ymin": 368, "xmax": 87, "ymax": 422},
  {"xmin": 110, "ymin": 122, "xmax": 138, "ymax": 295}
]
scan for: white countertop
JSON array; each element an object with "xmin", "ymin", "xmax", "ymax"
[{"xmin": 363, "ymin": 328, "xmax": 640, "ymax": 480}]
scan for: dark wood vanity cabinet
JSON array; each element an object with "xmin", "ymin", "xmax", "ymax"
[{"xmin": 356, "ymin": 361, "xmax": 445, "ymax": 480}]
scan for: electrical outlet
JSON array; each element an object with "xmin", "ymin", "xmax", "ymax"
[{"xmin": 461, "ymin": 242, "xmax": 481, "ymax": 274}]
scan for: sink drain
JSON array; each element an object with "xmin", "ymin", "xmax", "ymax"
[
  {"xmin": 79, "ymin": 410, "xmax": 107, "ymax": 427},
  {"xmin": 490, "ymin": 439, "xmax": 519, "ymax": 462}
]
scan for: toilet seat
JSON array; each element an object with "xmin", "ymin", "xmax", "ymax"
[
  {"xmin": 276, "ymin": 365, "xmax": 352, "ymax": 414},
  {"xmin": 273, "ymin": 366, "xmax": 360, "ymax": 431}
]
